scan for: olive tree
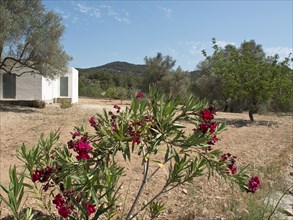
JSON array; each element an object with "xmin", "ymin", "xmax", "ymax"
[
  {"xmin": 203, "ymin": 38, "xmax": 292, "ymax": 121},
  {"xmin": 0, "ymin": 0, "xmax": 71, "ymax": 78}
]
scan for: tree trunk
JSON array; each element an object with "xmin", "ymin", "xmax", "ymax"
[
  {"xmin": 248, "ymin": 110, "xmax": 254, "ymax": 122},
  {"xmin": 224, "ymin": 103, "xmax": 228, "ymax": 112}
]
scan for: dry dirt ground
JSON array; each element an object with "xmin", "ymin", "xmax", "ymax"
[{"xmin": 0, "ymin": 98, "xmax": 292, "ymax": 219}]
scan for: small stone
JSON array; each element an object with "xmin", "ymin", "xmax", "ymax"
[{"xmin": 182, "ymin": 189, "xmax": 188, "ymax": 194}]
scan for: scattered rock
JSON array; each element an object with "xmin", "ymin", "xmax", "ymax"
[{"xmin": 182, "ymin": 188, "xmax": 188, "ymax": 194}]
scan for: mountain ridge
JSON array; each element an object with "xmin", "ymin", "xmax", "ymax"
[{"xmin": 76, "ymin": 61, "xmax": 146, "ymax": 75}]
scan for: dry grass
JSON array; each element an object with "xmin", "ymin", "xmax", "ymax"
[{"xmin": 0, "ymin": 98, "xmax": 292, "ymax": 219}]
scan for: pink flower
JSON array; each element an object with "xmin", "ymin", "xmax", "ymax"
[
  {"xmin": 74, "ymin": 140, "xmax": 92, "ymax": 161},
  {"xmin": 76, "ymin": 151, "xmax": 91, "ymax": 160},
  {"xmin": 247, "ymin": 176, "xmax": 261, "ymax": 193},
  {"xmin": 85, "ymin": 202, "xmax": 96, "ymax": 216},
  {"xmin": 89, "ymin": 116, "xmax": 96, "ymax": 127},
  {"xmin": 76, "ymin": 140, "xmax": 92, "ymax": 152},
  {"xmin": 111, "ymin": 123, "xmax": 117, "ymax": 131},
  {"xmin": 228, "ymin": 163, "xmax": 237, "ymax": 175},
  {"xmin": 70, "ymin": 130, "xmax": 81, "ymax": 139},
  {"xmin": 136, "ymin": 92, "xmax": 143, "ymax": 99},
  {"xmin": 145, "ymin": 116, "xmax": 152, "ymax": 122}
]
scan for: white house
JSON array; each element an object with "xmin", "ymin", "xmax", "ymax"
[{"xmin": 0, "ymin": 67, "xmax": 78, "ymax": 104}]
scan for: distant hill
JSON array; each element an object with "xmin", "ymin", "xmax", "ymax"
[{"xmin": 77, "ymin": 61, "xmax": 146, "ymax": 75}]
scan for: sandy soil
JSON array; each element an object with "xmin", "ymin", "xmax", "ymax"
[{"xmin": 0, "ymin": 98, "xmax": 292, "ymax": 219}]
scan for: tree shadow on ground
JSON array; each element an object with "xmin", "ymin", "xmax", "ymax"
[
  {"xmin": 1, "ymin": 208, "xmax": 51, "ymax": 220},
  {"xmin": 217, "ymin": 118, "xmax": 278, "ymax": 128},
  {"xmin": 0, "ymin": 105, "xmax": 36, "ymax": 114}
]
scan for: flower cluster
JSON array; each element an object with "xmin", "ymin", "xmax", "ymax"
[
  {"xmin": 53, "ymin": 193, "xmax": 71, "ymax": 218},
  {"xmin": 247, "ymin": 176, "xmax": 261, "ymax": 193},
  {"xmin": 85, "ymin": 202, "xmax": 96, "ymax": 216},
  {"xmin": 53, "ymin": 191, "xmax": 96, "ymax": 218},
  {"xmin": 197, "ymin": 105, "xmax": 219, "ymax": 149},
  {"xmin": 68, "ymin": 133, "xmax": 92, "ymax": 161},
  {"xmin": 89, "ymin": 116, "xmax": 96, "ymax": 127},
  {"xmin": 221, "ymin": 152, "xmax": 238, "ymax": 175},
  {"xmin": 136, "ymin": 92, "xmax": 144, "ymax": 99},
  {"xmin": 32, "ymin": 166, "xmax": 53, "ymax": 183}
]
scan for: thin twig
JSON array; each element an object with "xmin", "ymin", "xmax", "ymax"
[
  {"xmin": 126, "ymin": 148, "xmax": 150, "ymax": 220},
  {"xmin": 268, "ymin": 185, "xmax": 293, "ymax": 220}
]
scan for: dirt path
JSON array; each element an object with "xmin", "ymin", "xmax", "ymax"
[{"xmin": 0, "ymin": 99, "xmax": 292, "ymax": 219}]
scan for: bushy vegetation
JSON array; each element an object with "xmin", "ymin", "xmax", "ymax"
[{"xmin": 78, "ymin": 40, "xmax": 292, "ymax": 117}]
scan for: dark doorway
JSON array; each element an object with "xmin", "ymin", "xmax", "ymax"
[
  {"xmin": 3, "ymin": 74, "xmax": 16, "ymax": 98},
  {"xmin": 60, "ymin": 77, "xmax": 68, "ymax": 96}
]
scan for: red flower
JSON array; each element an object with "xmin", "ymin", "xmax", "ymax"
[
  {"xmin": 136, "ymin": 92, "xmax": 143, "ymax": 99},
  {"xmin": 32, "ymin": 166, "xmax": 52, "ymax": 183},
  {"xmin": 53, "ymin": 193, "xmax": 65, "ymax": 208},
  {"xmin": 32, "ymin": 169, "xmax": 42, "ymax": 182},
  {"xmin": 201, "ymin": 109, "xmax": 214, "ymax": 121},
  {"xmin": 145, "ymin": 116, "xmax": 152, "ymax": 122},
  {"xmin": 76, "ymin": 140, "xmax": 92, "ymax": 152},
  {"xmin": 199, "ymin": 122, "xmax": 209, "ymax": 133},
  {"xmin": 85, "ymin": 202, "xmax": 96, "ymax": 216},
  {"xmin": 89, "ymin": 116, "xmax": 96, "ymax": 127},
  {"xmin": 247, "ymin": 176, "xmax": 261, "ymax": 193},
  {"xmin": 228, "ymin": 163, "xmax": 237, "ymax": 175},
  {"xmin": 130, "ymin": 131, "xmax": 141, "ymax": 144},
  {"xmin": 76, "ymin": 151, "xmax": 91, "ymax": 160},
  {"xmin": 58, "ymin": 205, "xmax": 71, "ymax": 218},
  {"xmin": 212, "ymin": 135, "xmax": 219, "ymax": 143},
  {"xmin": 113, "ymin": 104, "xmax": 121, "ymax": 113},
  {"xmin": 70, "ymin": 130, "xmax": 81, "ymax": 139},
  {"xmin": 209, "ymin": 122, "xmax": 218, "ymax": 134}
]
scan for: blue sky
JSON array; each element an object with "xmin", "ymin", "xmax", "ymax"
[{"xmin": 44, "ymin": 0, "xmax": 293, "ymax": 71}]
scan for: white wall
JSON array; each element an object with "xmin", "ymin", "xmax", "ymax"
[
  {"xmin": 70, "ymin": 67, "xmax": 79, "ymax": 103},
  {"xmin": 42, "ymin": 77, "xmax": 60, "ymax": 103},
  {"xmin": 16, "ymin": 73, "xmax": 42, "ymax": 100},
  {"xmin": 0, "ymin": 67, "xmax": 78, "ymax": 103}
]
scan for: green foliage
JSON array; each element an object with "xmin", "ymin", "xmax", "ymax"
[
  {"xmin": 202, "ymin": 38, "xmax": 293, "ymax": 120},
  {"xmin": 149, "ymin": 201, "xmax": 165, "ymax": 219},
  {"xmin": 106, "ymin": 87, "xmax": 119, "ymax": 101},
  {"xmin": 0, "ymin": 166, "xmax": 34, "ymax": 220},
  {"xmin": 140, "ymin": 52, "xmax": 176, "ymax": 92},
  {"xmin": 0, "ymin": 0, "xmax": 71, "ymax": 78},
  {"xmin": 79, "ymin": 82, "xmax": 104, "ymax": 98}
]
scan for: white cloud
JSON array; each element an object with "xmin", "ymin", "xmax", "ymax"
[
  {"xmin": 72, "ymin": 3, "xmax": 130, "ymax": 24},
  {"xmin": 101, "ymin": 5, "xmax": 130, "ymax": 24},
  {"xmin": 216, "ymin": 40, "xmax": 236, "ymax": 47},
  {"xmin": 180, "ymin": 41, "xmax": 208, "ymax": 56},
  {"xmin": 162, "ymin": 7, "xmax": 172, "ymax": 18},
  {"xmin": 54, "ymin": 8, "xmax": 71, "ymax": 20},
  {"xmin": 76, "ymin": 3, "xmax": 101, "ymax": 20},
  {"xmin": 158, "ymin": 6, "xmax": 173, "ymax": 18},
  {"xmin": 265, "ymin": 47, "xmax": 292, "ymax": 59}
]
